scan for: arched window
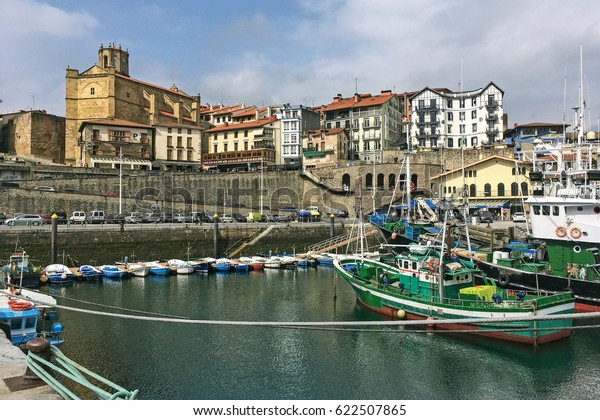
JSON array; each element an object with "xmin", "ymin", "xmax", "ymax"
[
  {"xmin": 511, "ymin": 182, "xmax": 519, "ymax": 196},
  {"xmin": 520, "ymin": 182, "xmax": 528, "ymax": 196},
  {"xmin": 377, "ymin": 173, "xmax": 385, "ymax": 190},
  {"xmin": 366, "ymin": 173, "xmax": 373, "ymax": 189},
  {"xmin": 443, "ymin": 186, "xmax": 447, "ymax": 194},
  {"xmin": 484, "ymin": 183, "xmax": 491, "ymax": 196},
  {"xmin": 470, "ymin": 184, "xmax": 476, "ymax": 197},
  {"xmin": 452, "ymin": 186, "xmax": 457, "ymax": 193},
  {"xmin": 342, "ymin": 173, "xmax": 350, "ymax": 190},
  {"xmin": 512, "ymin": 168, "xmax": 516, "ymax": 176},
  {"xmin": 468, "ymin": 170, "xmax": 473, "ymax": 177},
  {"xmin": 497, "ymin": 183, "xmax": 505, "ymax": 196},
  {"xmin": 388, "ymin": 174, "xmax": 396, "ymax": 189}
]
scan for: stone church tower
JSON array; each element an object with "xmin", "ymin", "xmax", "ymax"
[{"xmin": 97, "ymin": 43, "xmax": 129, "ymax": 76}]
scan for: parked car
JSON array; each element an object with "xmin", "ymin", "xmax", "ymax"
[
  {"xmin": 69, "ymin": 211, "xmax": 86, "ymax": 224},
  {"xmin": 512, "ymin": 212, "xmax": 527, "ymax": 223},
  {"xmin": 125, "ymin": 212, "xmax": 143, "ymax": 223},
  {"xmin": 272, "ymin": 214, "xmax": 291, "ymax": 222},
  {"xmin": 188, "ymin": 212, "xmax": 211, "ymax": 223},
  {"xmin": 4, "ymin": 214, "xmax": 44, "ymax": 226},
  {"xmin": 326, "ymin": 209, "xmax": 349, "ymax": 218},
  {"xmin": 36, "ymin": 175, "xmax": 54, "ymax": 180},
  {"xmin": 219, "ymin": 213, "xmax": 234, "ymax": 223},
  {"xmin": 142, "ymin": 212, "xmax": 161, "ymax": 223},
  {"xmin": 43, "ymin": 211, "xmax": 67, "ymax": 224},
  {"xmin": 173, "ymin": 213, "xmax": 192, "ymax": 223},
  {"xmin": 232, "ymin": 213, "xmax": 247, "ymax": 223},
  {"xmin": 34, "ymin": 186, "xmax": 55, "ymax": 192},
  {"xmin": 63, "ymin": 188, "xmax": 79, "ymax": 193},
  {"xmin": 473, "ymin": 210, "xmax": 494, "ymax": 223},
  {"xmin": 87, "ymin": 210, "xmax": 105, "ymax": 224},
  {"xmin": 158, "ymin": 212, "xmax": 174, "ymax": 223},
  {"xmin": 0, "ymin": 213, "xmax": 7, "ymax": 223},
  {"xmin": 106, "ymin": 213, "xmax": 126, "ymax": 224}
]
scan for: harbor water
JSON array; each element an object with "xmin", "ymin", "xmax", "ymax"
[{"xmin": 46, "ymin": 267, "xmax": 600, "ymax": 400}]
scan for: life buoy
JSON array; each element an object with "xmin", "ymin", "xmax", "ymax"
[
  {"xmin": 570, "ymin": 227, "xmax": 582, "ymax": 239},
  {"xmin": 496, "ymin": 273, "xmax": 511, "ymax": 288},
  {"xmin": 428, "ymin": 257, "xmax": 439, "ymax": 271},
  {"xmin": 8, "ymin": 300, "xmax": 33, "ymax": 311},
  {"xmin": 555, "ymin": 226, "xmax": 567, "ymax": 238}
]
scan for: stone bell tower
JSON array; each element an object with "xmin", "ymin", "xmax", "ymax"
[{"xmin": 98, "ymin": 42, "xmax": 129, "ymax": 76}]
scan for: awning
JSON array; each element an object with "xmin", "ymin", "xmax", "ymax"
[
  {"xmin": 467, "ymin": 199, "xmax": 509, "ymax": 208},
  {"xmin": 90, "ymin": 157, "xmax": 152, "ymax": 167}
]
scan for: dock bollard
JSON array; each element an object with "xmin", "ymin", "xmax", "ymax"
[
  {"xmin": 330, "ymin": 213, "xmax": 335, "ymax": 238},
  {"xmin": 24, "ymin": 338, "xmax": 51, "ymax": 380}
]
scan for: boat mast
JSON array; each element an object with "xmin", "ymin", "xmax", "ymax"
[
  {"xmin": 577, "ymin": 43, "xmax": 584, "ymax": 171},
  {"xmin": 404, "ymin": 114, "xmax": 412, "ymax": 221}
]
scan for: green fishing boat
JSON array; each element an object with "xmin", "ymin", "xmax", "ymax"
[{"xmin": 333, "ymin": 244, "xmax": 575, "ymax": 346}]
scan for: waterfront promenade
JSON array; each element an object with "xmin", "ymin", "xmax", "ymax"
[{"xmin": 0, "ymin": 336, "xmax": 60, "ymax": 399}]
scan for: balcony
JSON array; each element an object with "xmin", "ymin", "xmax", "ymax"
[
  {"xmin": 486, "ymin": 101, "xmax": 499, "ymax": 111},
  {"xmin": 202, "ymin": 148, "xmax": 275, "ymax": 165},
  {"xmin": 486, "ymin": 114, "xmax": 498, "ymax": 122}
]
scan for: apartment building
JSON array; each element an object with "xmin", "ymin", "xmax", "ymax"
[
  {"xmin": 203, "ymin": 117, "xmax": 279, "ymax": 171},
  {"xmin": 154, "ymin": 123, "xmax": 203, "ymax": 171},
  {"xmin": 302, "ymin": 128, "xmax": 349, "ymax": 169},
  {"xmin": 320, "ymin": 90, "xmax": 404, "ymax": 163},
  {"xmin": 280, "ymin": 104, "xmax": 320, "ymax": 165},
  {"xmin": 410, "ymin": 82, "xmax": 504, "ymax": 150}
]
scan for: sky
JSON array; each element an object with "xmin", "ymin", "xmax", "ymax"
[{"xmin": 2, "ymin": 0, "xmax": 600, "ymax": 130}]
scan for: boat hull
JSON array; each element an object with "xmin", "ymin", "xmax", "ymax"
[{"xmin": 334, "ymin": 257, "xmax": 574, "ymax": 346}]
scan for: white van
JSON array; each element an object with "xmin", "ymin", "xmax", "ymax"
[
  {"xmin": 87, "ymin": 210, "xmax": 105, "ymax": 224},
  {"xmin": 69, "ymin": 211, "xmax": 86, "ymax": 223}
]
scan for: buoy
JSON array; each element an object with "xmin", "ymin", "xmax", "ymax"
[{"xmin": 396, "ymin": 309, "xmax": 406, "ymax": 319}]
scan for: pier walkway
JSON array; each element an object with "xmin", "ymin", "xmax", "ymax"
[{"xmin": 0, "ymin": 336, "xmax": 60, "ymax": 400}]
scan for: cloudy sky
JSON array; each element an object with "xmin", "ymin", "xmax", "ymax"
[{"xmin": 2, "ymin": 0, "xmax": 600, "ymax": 130}]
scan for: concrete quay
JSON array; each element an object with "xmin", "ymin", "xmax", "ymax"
[{"xmin": 0, "ymin": 336, "xmax": 61, "ymax": 400}]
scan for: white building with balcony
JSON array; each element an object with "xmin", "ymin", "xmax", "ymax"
[
  {"xmin": 280, "ymin": 104, "xmax": 320, "ymax": 165},
  {"xmin": 410, "ymin": 82, "xmax": 504, "ymax": 150}
]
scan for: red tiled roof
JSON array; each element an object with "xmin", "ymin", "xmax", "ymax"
[
  {"xmin": 79, "ymin": 118, "xmax": 153, "ymax": 130},
  {"xmin": 320, "ymin": 92, "xmax": 396, "ymax": 112},
  {"xmin": 116, "ymin": 74, "xmax": 193, "ymax": 99},
  {"xmin": 205, "ymin": 116, "xmax": 276, "ymax": 133}
]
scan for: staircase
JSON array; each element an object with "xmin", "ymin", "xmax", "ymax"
[
  {"xmin": 307, "ymin": 225, "xmax": 380, "ymax": 254},
  {"xmin": 227, "ymin": 225, "xmax": 276, "ymax": 257}
]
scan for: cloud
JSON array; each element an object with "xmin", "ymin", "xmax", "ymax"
[{"xmin": 0, "ymin": 0, "xmax": 98, "ymax": 38}]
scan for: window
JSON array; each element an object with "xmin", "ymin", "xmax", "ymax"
[
  {"xmin": 553, "ymin": 206, "xmax": 560, "ymax": 216},
  {"xmin": 542, "ymin": 205, "xmax": 550, "ymax": 216},
  {"xmin": 448, "ymin": 138, "xmax": 454, "ymax": 147},
  {"xmin": 167, "ymin": 150, "xmax": 173, "ymax": 160},
  {"xmin": 471, "ymin": 110, "xmax": 477, "ymax": 119},
  {"xmin": 470, "ymin": 184, "xmax": 476, "ymax": 197},
  {"xmin": 90, "ymin": 87, "xmax": 95, "ymax": 95},
  {"xmin": 167, "ymin": 136, "xmax": 173, "ymax": 147},
  {"xmin": 234, "ymin": 131, "xmax": 238, "ymax": 138},
  {"xmin": 187, "ymin": 137, "xmax": 192, "ymax": 148},
  {"xmin": 177, "ymin": 128, "xmax": 182, "ymax": 134},
  {"xmin": 460, "ymin": 99, "xmax": 465, "ymax": 108},
  {"xmin": 188, "ymin": 129, "xmax": 192, "ymax": 134},
  {"xmin": 447, "ymin": 99, "xmax": 453, "ymax": 108},
  {"xmin": 459, "ymin": 112, "xmax": 465, "ymax": 121},
  {"xmin": 92, "ymin": 129, "xmax": 100, "ymax": 140},
  {"xmin": 459, "ymin": 125, "xmax": 465, "ymax": 134},
  {"xmin": 213, "ymin": 144, "xmax": 218, "ymax": 154},
  {"xmin": 471, "ymin": 137, "xmax": 477, "ymax": 146},
  {"xmin": 244, "ymin": 130, "xmax": 249, "ymax": 137},
  {"xmin": 213, "ymin": 134, "xmax": 217, "ymax": 141},
  {"xmin": 177, "ymin": 137, "xmax": 182, "ymax": 147},
  {"xmin": 511, "ymin": 182, "xmax": 519, "ymax": 196},
  {"xmin": 224, "ymin": 133, "xmax": 228, "ymax": 140},
  {"xmin": 497, "ymin": 183, "xmax": 505, "ymax": 196},
  {"xmin": 472, "ymin": 123, "xmax": 477, "ymax": 132},
  {"xmin": 472, "ymin": 98, "xmax": 477, "ymax": 106},
  {"xmin": 484, "ymin": 183, "xmax": 491, "ymax": 196},
  {"xmin": 168, "ymin": 128, "xmax": 172, "ymax": 133},
  {"xmin": 520, "ymin": 182, "xmax": 528, "ymax": 195},
  {"xmin": 187, "ymin": 150, "xmax": 193, "ymax": 160},
  {"xmin": 447, "ymin": 112, "xmax": 453, "ymax": 121}
]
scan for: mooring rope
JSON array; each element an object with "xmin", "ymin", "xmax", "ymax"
[{"xmin": 26, "ymin": 345, "xmax": 138, "ymax": 400}]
